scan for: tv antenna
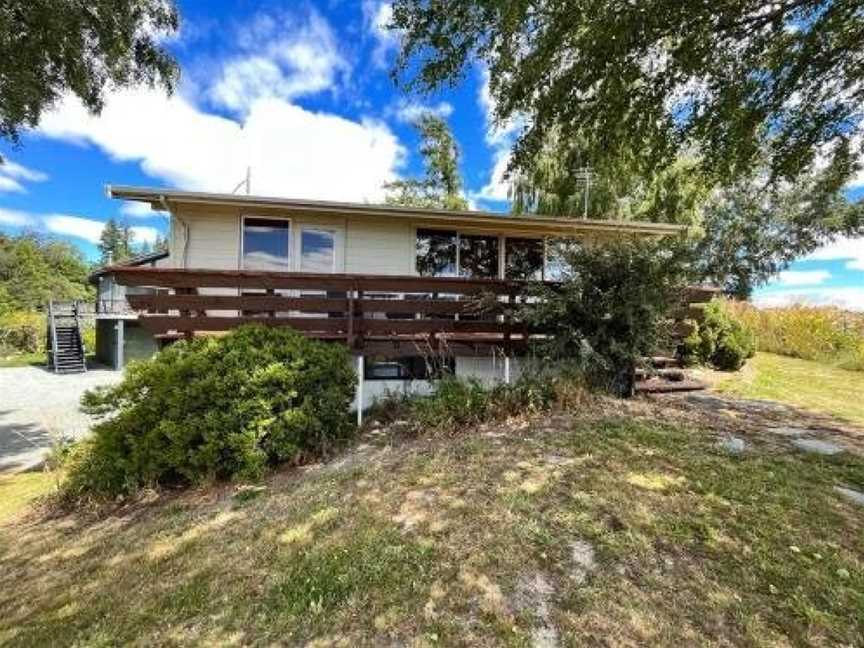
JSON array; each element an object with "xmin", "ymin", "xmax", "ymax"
[
  {"xmin": 573, "ymin": 166, "xmax": 593, "ymax": 219},
  {"xmin": 231, "ymin": 166, "xmax": 251, "ymax": 195}
]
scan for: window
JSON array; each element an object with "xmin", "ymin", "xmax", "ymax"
[
  {"xmin": 300, "ymin": 228, "xmax": 335, "ymax": 273},
  {"xmin": 459, "ymin": 234, "xmax": 499, "ymax": 278},
  {"xmin": 364, "ymin": 355, "xmax": 455, "ymax": 380},
  {"xmin": 544, "ymin": 240, "xmax": 575, "ymax": 281},
  {"xmin": 416, "ymin": 229, "xmax": 501, "ymax": 278},
  {"xmin": 505, "ymin": 237, "xmax": 544, "ymax": 280},
  {"xmin": 243, "ymin": 218, "xmax": 290, "ymax": 270},
  {"xmin": 416, "ymin": 229, "xmax": 457, "ymax": 277}
]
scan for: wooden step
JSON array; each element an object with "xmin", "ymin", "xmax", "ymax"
[
  {"xmin": 635, "ymin": 367, "xmax": 687, "ymax": 381},
  {"xmin": 635, "ymin": 378, "xmax": 708, "ymax": 393}
]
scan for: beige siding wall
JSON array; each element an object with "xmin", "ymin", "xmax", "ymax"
[{"xmin": 345, "ymin": 218, "xmax": 414, "ymax": 275}]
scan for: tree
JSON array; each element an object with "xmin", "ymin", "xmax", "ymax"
[
  {"xmin": 509, "ymin": 130, "xmax": 710, "ymax": 225},
  {"xmin": 0, "ymin": 233, "xmax": 92, "ymax": 310},
  {"xmin": 0, "ymin": 0, "xmax": 179, "ymax": 152},
  {"xmin": 384, "ymin": 115, "xmax": 469, "ymax": 210},
  {"xmin": 391, "ymin": 0, "xmax": 864, "ymax": 192},
  {"xmin": 694, "ymin": 173, "xmax": 864, "ymax": 298},
  {"xmin": 98, "ymin": 219, "xmax": 122, "ymax": 265}
]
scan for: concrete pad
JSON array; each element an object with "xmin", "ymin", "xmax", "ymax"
[
  {"xmin": 0, "ymin": 365, "xmax": 122, "ymax": 472},
  {"xmin": 791, "ymin": 438, "xmax": 844, "ymax": 455}
]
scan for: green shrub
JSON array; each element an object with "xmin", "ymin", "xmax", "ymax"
[
  {"xmin": 521, "ymin": 238, "xmax": 691, "ymax": 395},
  {"xmin": 0, "ymin": 310, "xmax": 44, "ymax": 355},
  {"xmin": 683, "ymin": 299, "xmax": 756, "ymax": 371},
  {"xmin": 370, "ymin": 371, "xmax": 566, "ymax": 435},
  {"xmin": 64, "ymin": 325, "xmax": 356, "ymax": 498}
]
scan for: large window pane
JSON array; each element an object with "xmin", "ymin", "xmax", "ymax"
[
  {"xmin": 243, "ymin": 218, "xmax": 290, "ymax": 270},
  {"xmin": 459, "ymin": 234, "xmax": 499, "ymax": 278},
  {"xmin": 505, "ymin": 237, "xmax": 544, "ymax": 280},
  {"xmin": 416, "ymin": 229, "xmax": 457, "ymax": 277},
  {"xmin": 300, "ymin": 229, "xmax": 335, "ymax": 273},
  {"xmin": 544, "ymin": 240, "xmax": 575, "ymax": 281}
]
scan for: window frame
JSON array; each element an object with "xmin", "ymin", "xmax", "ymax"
[
  {"xmin": 239, "ymin": 214, "xmax": 293, "ymax": 271},
  {"xmin": 298, "ymin": 226, "xmax": 338, "ymax": 274},
  {"xmin": 413, "ymin": 227, "xmax": 554, "ymax": 281}
]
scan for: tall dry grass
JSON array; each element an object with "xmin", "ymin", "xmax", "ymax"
[{"xmin": 725, "ymin": 301, "xmax": 864, "ymax": 371}]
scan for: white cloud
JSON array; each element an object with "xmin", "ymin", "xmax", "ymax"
[
  {"xmin": 776, "ymin": 270, "xmax": 831, "ymax": 286},
  {"xmin": 364, "ymin": 1, "xmax": 400, "ymax": 68},
  {"xmin": 209, "ymin": 10, "xmax": 349, "ymax": 114},
  {"xmin": 474, "ymin": 67, "xmax": 525, "ymax": 204},
  {"xmin": 37, "ymin": 89, "xmax": 404, "ymax": 203},
  {"xmin": 42, "ymin": 215, "xmax": 106, "ymax": 243},
  {"xmin": 0, "ymin": 207, "xmax": 36, "ymax": 227},
  {"xmin": 753, "ymin": 288, "xmax": 864, "ymax": 312},
  {"xmin": 805, "ymin": 236, "xmax": 864, "ymax": 271},
  {"xmin": 0, "ymin": 158, "xmax": 48, "ymax": 193},
  {"xmin": 473, "ymin": 147, "xmax": 511, "ymax": 202},
  {"xmin": 120, "ymin": 201, "xmax": 159, "ymax": 218},
  {"xmin": 130, "ymin": 226, "xmax": 160, "ymax": 245},
  {"xmin": 392, "ymin": 100, "xmax": 453, "ymax": 123},
  {"xmin": 0, "ymin": 176, "xmax": 24, "ymax": 193}
]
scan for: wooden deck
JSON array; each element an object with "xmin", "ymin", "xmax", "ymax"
[{"xmin": 110, "ymin": 267, "xmax": 719, "ymax": 357}]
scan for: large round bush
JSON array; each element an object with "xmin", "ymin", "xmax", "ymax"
[
  {"xmin": 683, "ymin": 299, "xmax": 756, "ymax": 371},
  {"xmin": 67, "ymin": 325, "xmax": 356, "ymax": 498}
]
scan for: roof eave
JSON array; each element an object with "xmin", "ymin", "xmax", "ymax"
[{"xmin": 106, "ymin": 184, "xmax": 685, "ymax": 236}]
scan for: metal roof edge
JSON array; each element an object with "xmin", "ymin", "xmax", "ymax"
[{"xmin": 106, "ymin": 185, "xmax": 685, "ymax": 235}]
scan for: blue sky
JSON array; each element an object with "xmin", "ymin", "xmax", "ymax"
[{"xmin": 0, "ymin": 0, "xmax": 861, "ymax": 308}]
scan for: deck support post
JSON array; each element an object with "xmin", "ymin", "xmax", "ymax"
[
  {"xmin": 504, "ymin": 354, "xmax": 511, "ymax": 385},
  {"xmin": 115, "ymin": 319, "xmax": 125, "ymax": 370},
  {"xmin": 356, "ymin": 354, "xmax": 364, "ymax": 427}
]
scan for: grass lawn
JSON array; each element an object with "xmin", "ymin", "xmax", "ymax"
[
  {"xmin": 0, "ymin": 471, "xmax": 59, "ymax": 524},
  {"xmin": 1, "ymin": 402, "xmax": 862, "ymax": 646},
  {"xmin": 0, "ymin": 352, "xmax": 46, "ymax": 368},
  {"xmin": 716, "ymin": 352, "xmax": 864, "ymax": 427}
]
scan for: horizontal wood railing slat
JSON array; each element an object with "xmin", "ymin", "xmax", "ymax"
[
  {"xmin": 137, "ymin": 315, "xmax": 512, "ymax": 335},
  {"xmin": 110, "ymin": 267, "xmax": 519, "ymax": 294},
  {"xmin": 127, "ymin": 294, "xmax": 503, "ymax": 315}
]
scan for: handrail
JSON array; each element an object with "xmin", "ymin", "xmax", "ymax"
[{"xmin": 47, "ymin": 299, "xmax": 59, "ymax": 372}]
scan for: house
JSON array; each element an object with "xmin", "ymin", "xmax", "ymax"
[
  {"xmin": 98, "ymin": 185, "xmax": 684, "ymax": 409},
  {"xmin": 89, "ymin": 249, "xmax": 171, "ymax": 369}
]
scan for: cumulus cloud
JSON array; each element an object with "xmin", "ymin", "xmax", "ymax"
[
  {"xmin": 776, "ymin": 270, "xmax": 831, "ymax": 286},
  {"xmin": 392, "ymin": 100, "xmax": 453, "ymax": 123},
  {"xmin": 0, "ymin": 207, "xmax": 36, "ymax": 227},
  {"xmin": 37, "ymin": 89, "xmax": 404, "ymax": 203},
  {"xmin": 473, "ymin": 68, "xmax": 525, "ymax": 204},
  {"xmin": 754, "ymin": 288, "xmax": 864, "ymax": 312},
  {"xmin": 120, "ymin": 201, "xmax": 161, "ymax": 218},
  {"xmin": 42, "ymin": 215, "xmax": 107, "ymax": 243},
  {"xmin": 805, "ymin": 236, "xmax": 864, "ymax": 271},
  {"xmin": 0, "ymin": 158, "xmax": 48, "ymax": 193},
  {"xmin": 364, "ymin": 1, "xmax": 400, "ymax": 68},
  {"xmin": 209, "ymin": 10, "xmax": 349, "ymax": 114}
]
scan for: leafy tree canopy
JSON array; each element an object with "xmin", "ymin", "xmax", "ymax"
[
  {"xmin": 384, "ymin": 114, "xmax": 469, "ymax": 210},
  {"xmin": 509, "ymin": 129, "xmax": 710, "ymax": 225},
  {"xmin": 391, "ymin": 0, "xmax": 864, "ymax": 191},
  {"xmin": 0, "ymin": 0, "xmax": 179, "ymax": 150},
  {"xmin": 694, "ymin": 170, "xmax": 864, "ymax": 298},
  {"xmin": 0, "ymin": 233, "xmax": 93, "ymax": 310}
]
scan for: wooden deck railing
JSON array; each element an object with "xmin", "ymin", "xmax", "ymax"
[{"xmin": 110, "ymin": 267, "xmax": 720, "ymax": 356}]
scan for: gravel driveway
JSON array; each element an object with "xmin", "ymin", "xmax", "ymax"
[{"xmin": 0, "ymin": 365, "xmax": 123, "ymax": 472}]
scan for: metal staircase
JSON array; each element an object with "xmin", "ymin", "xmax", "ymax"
[{"xmin": 47, "ymin": 300, "xmax": 87, "ymax": 374}]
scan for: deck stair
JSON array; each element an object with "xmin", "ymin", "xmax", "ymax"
[{"xmin": 47, "ymin": 301, "xmax": 87, "ymax": 374}]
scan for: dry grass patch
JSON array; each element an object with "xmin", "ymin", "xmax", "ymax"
[{"xmin": 1, "ymin": 401, "xmax": 863, "ymax": 645}]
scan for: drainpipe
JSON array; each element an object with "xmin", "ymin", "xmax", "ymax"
[{"xmin": 160, "ymin": 195, "xmax": 189, "ymax": 268}]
